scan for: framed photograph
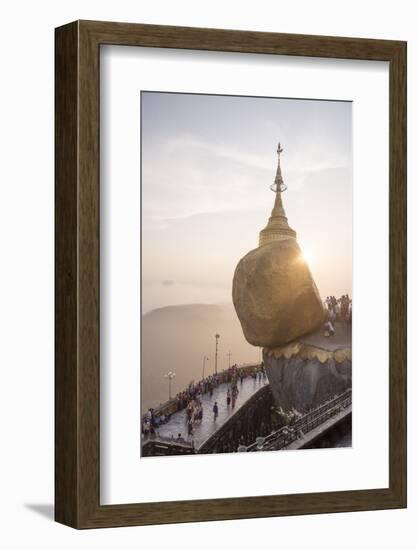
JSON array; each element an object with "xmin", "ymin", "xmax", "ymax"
[{"xmin": 55, "ymin": 20, "xmax": 406, "ymax": 528}]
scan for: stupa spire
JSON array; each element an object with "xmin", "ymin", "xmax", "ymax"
[{"xmin": 259, "ymin": 142, "xmax": 296, "ymax": 247}]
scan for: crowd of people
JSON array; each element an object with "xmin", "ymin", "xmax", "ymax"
[
  {"xmin": 142, "ymin": 364, "xmax": 266, "ymax": 440},
  {"xmin": 184, "ymin": 395, "xmax": 204, "ymax": 438},
  {"xmin": 141, "ymin": 407, "xmax": 172, "ymax": 437},
  {"xmin": 323, "ymin": 294, "xmax": 352, "ymax": 337}
]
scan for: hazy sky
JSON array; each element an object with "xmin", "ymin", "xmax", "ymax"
[{"xmin": 141, "ymin": 92, "xmax": 352, "ymax": 313}]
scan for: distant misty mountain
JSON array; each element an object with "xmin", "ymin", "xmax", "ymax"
[{"xmin": 141, "ymin": 303, "xmax": 260, "ymax": 412}]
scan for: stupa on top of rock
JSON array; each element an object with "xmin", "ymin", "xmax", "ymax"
[
  {"xmin": 232, "ymin": 142, "xmax": 351, "ymax": 413},
  {"xmin": 232, "ymin": 142, "xmax": 325, "ymax": 348},
  {"xmin": 258, "ymin": 143, "xmax": 296, "ymax": 246}
]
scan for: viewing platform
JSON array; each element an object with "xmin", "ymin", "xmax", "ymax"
[{"xmin": 143, "ymin": 371, "xmax": 268, "ymax": 451}]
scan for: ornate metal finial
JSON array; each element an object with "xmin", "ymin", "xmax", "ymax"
[{"xmin": 270, "ymin": 142, "xmax": 287, "ymax": 193}]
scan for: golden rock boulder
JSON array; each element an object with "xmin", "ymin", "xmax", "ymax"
[{"xmin": 232, "ymin": 239, "xmax": 325, "ymax": 348}]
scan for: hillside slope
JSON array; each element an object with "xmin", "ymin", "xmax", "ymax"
[{"xmin": 141, "ymin": 303, "xmax": 259, "ymax": 412}]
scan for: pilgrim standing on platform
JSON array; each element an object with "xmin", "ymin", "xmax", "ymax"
[{"xmin": 213, "ymin": 401, "xmax": 219, "ymax": 421}]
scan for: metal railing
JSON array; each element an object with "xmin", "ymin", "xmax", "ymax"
[
  {"xmin": 245, "ymin": 389, "xmax": 352, "ymax": 452},
  {"xmin": 142, "ymin": 432, "xmax": 194, "ymax": 448}
]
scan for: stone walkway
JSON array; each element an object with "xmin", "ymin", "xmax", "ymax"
[{"xmin": 153, "ymin": 375, "xmax": 268, "ymax": 449}]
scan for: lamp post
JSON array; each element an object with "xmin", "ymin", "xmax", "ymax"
[
  {"xmin": 164, "ymin": 371, "xmax": 176, "ymax": 401},
  {"xmin": 215, "ymin": 334, "xmax": 220, "ymax": 374},
  {"xmin": 227, "ymin": 351, "xmax": 232, "ymax": 369},
  {"xmin": 202, "ymin": 356, "xmax": 209, "ymax": 378}
]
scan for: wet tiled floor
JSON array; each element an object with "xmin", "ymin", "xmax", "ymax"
[{"xmin": 154, "ymin": 375, "xmax": 268, "ymax": 448}]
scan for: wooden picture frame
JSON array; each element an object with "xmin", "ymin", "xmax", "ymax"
[{"xmin": 55, "ymin": 20, "xmax": 407, "ymax": 528}]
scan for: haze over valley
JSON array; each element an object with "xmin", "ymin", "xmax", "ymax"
[{"xmin": 141, "ymin": 303, "xmax": 259, "ymax": 412}]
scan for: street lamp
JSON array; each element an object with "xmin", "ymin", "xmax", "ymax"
[
  {"xmin": 164, "ymin": 371, "xmax": 176, "ymax": 401},
  {"xmin": 214, "ymin": 334, "xmax": 220, "ymax": 374},
  {"xmin": 202, "ymin": 356, "xmax": 209, "ymax": 378},
  {"xmin": 227, "ymin": 351, "xmax": 232, "ymax": 369}
]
